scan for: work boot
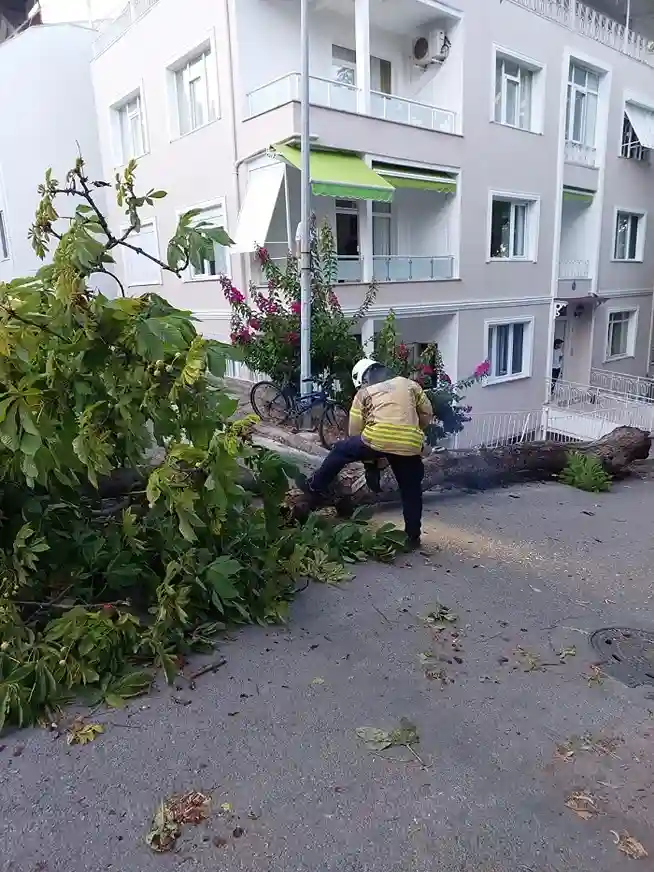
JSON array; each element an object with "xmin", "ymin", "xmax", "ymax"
[
  {"xmin": 405, "ymin": 536, "xmax": 422, "ymax": 552},
  {"xmin": 364, "ymin": 462, "xmax": 382, "ymax": 493}
]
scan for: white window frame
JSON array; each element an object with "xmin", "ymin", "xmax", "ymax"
[
  {"xmin": 566, "ymin": 61, "xmax": 599, "ymax": 148},
  {"xmin": 487, "ymin": 190, "xmax": 540, "ymax": 262},
  {"xmin": 621, "ymin": 113, "xmax": 648, "ymax": 161},
  {"xmin": 167, "ymin": 34, "xmax": 220, "ymax": 140},
  {"xmin": 120, "ymin": 219, "xmax": 163, "ymax": 288},
  {"xmin": 180, "ymin": 198, "xmax": 230, "ymax": 283},
  {"xmin": 605, "ymin": 306, "xmax": 638, "ymax": 362},
  {"xmin": 612, "ymin": 208, "xmax": 646, "ymax": 262},
  {"xmin": 372, "ymin": 200, "xmax": 393, "ymax": 256},
  {"xmin": 111, "ymin": 87, "xmax": 148, "ymax": 166},
  {"xmin": 0, "ymin": 210, "xmax": 9, "ymax": 260},
  {"xmin": 492, "ymin": 46, "xmax": 543, "ymax": 134},
  {"xmin": 484, "ymin": 317, "xmax": 534, "ymax": 385}
]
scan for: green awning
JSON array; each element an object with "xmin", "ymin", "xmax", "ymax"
[
  {"xmin": 563, "ymin": 188, "xmax": 594, "ymax": 203},
  {"xmin": 272, "ymin": 143, "xmax": 394, "ymax": 202},
  {"xmin": 374, "ymin": 163, "xmax": 456, "ymax": 194}
]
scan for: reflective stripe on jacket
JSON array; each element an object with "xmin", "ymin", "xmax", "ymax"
[{"xmin": 348, "ymin": 376, "xmax": 433, "ymax": 456}]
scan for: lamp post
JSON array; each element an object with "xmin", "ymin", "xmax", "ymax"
[{"xmin": 299, "ymin": 0, "xmax": 312, "ymax": 396}]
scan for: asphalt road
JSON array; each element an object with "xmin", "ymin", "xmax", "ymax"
[{"xmin": 2, "ymin": 474, "xmax": 654, "ymax": 872}]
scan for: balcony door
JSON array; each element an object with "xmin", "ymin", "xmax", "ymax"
[
  {"xmin": 566, "ymin": 63, "xmax": 599, "ymax": 147},
  {"xmin": 335, "ymin": 199, "xmax": 360, "ymax": 282},
  {"xmin": 331, "ymin": 45, "xmax": 392, "ymax": 94}
]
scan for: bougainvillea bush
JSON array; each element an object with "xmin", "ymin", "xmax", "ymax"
[
  {"xmin": 374, "ymin": 312, "xmax": 490, "ymax": 444},
  {"xmin": 223, "ymin": 219, "xmax": 374, "ymax": 400}
]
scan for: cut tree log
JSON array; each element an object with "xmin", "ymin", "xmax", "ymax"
[{"xmin": 282, "ymin": 426, "xmax": 651, "ymax": 518}]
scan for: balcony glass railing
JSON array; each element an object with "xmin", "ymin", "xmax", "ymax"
[
  {"xmin": 558, "ymin": 259, "xmax": 590, "ymax": 279},
  {"xmin": 564, "ymin": 140, "xmax": 597, "ymax": 167},
  {"xmin": 373, "ymin": 255, "xmax": 455, "ymax": 282},
  {"xmin": 370, "ymin": 91, "xmax": 456, "ymax": 133},
  {"xmin": 246, "ymin": 73, "xmax": 457, "ymax": 134},
  {"xmin": 507, "ymin": 0, "xmax": 654, "ymax": 68},
  {"xmin": 336, "ymin": 257, "xmax": 363, "ymax": 282}
]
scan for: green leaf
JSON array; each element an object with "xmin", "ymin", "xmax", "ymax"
[
  {"xmin": 104, "ymin": 693, "xmax": 126, "ymax": 709},
  {"xmin": 150, "ymin": 190, "xmax": 167, "ymax": 199}
]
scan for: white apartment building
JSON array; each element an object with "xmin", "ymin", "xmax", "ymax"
[
  {"xmin": 0, "ymin": 16, "xmax": 106, "ymax": 280},
  {"xmin": 65, "ymin": 0, "xmax": 654, "ymax": 434}
]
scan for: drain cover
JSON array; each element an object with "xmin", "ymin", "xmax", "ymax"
[{"xmin": 590, "ymin": 627, "xmax": 654, "ymax": 688}]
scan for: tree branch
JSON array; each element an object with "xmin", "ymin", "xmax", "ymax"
[
  {"xmin": 90, "ymin": 265, "xmax": 126, "ymax": 298},
  {"xmin": 0, "ymin": 304, "xmax": 67, "ymax": 340}
]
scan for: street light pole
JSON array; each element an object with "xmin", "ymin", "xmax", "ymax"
[{"xmin": 299, "ymin": 0, "xmax": 312, "ymax": 396}]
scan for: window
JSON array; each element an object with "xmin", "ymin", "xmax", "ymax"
[
  {"xmin": 174, "ymin": 47, "xmax": 218, "ymax": 136},
  {"xmin": 490, "ymin": 195, "xmax": 536, "ymax": 260},
  {"xmin": 0, "ymin": 211, "xmax": 8, "ymax": 260},
  {"xmin": 495, "ymin": 56, "xmax": 533, "ymax": 130},
  {"xmin": 621, "ymin": 114, "xmax": 648, "ymax": 161},
  {"xmin": 606, "ymin": 309, "xmax": 637, "ymax": 359},
  {"xmin": 335, "ymin": 199, "xmax": 359, "ymax": 257},
  {"xmin": 614, "ymin": 211, "xmax": 644, "ymax": 261},
  {"xmin": 116, "ymin": 94, "xmax": 147, "ymax": 163},
  {"xmin": 331, "ymin": 45, "xmax": 391, "ymax": 93},
  {"xmin": 122, "ymin": 222, "xmax": 161, "ymax": 287},
  {"xmin": 188, "ymin": 203, "xmax": 229, "ymax": 279},
  {"xmin": 487, "ymin": 321, "xmax": 531, "ymax": 381},
  {"xmin": 566, "ymin": 62, "xmax": 599, "ymax": 147},
  {"xmin": 372, "ymin": 201, "xmax": 392, "ymax": 256}
]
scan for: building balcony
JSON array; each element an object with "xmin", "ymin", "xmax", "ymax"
[
  {"xmin": 559, "ymin": 259, "xmax": 590, "ymax": 279},
  {"xmin": 92, "ymin": 0, "xmax": 159, "ymax": 56},
  {"xmin": 505, "ymin": 0, "xmax": 654, "ymax": 69},
  {"xmin": 246, "ymin": 73, "xmax": 456, "ymax": 135},
  {"xmin": 557, "ymin": 259, "xmax": 592, "ymax": 297},
  {"xmin": 564, "ymin": 140, "xmax": 597, "ymax": 168},
  {"xmin": 372, "ymin": 255, "xmax": 455, "ymax": 282}
]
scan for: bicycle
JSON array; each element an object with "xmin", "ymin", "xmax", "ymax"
[{"xmin": 250, "ymin": 377, "xmax": 349, "ymax": 450}]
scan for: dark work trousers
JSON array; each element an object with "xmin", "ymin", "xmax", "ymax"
[
  {"xmin": 309, "ymin": 436, "xmax": 425, "ymax": 541},
  {"xmin": 551, "ymin": 367, "xmax": 561, "ymax": 392}
]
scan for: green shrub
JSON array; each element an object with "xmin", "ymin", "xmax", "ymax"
[{"xmin": 559, "ymin": 452, "xmax": 612, "ymax": 493}]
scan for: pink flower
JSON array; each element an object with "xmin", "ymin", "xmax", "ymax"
[
  {"xmin": 230, "ymin": 328, "xmax": 252, "ymax": 345},
  {"xmin": 421, "ymin": 365, "xmax": 434, "ymax": 376},
  {"xmin": 258, "ymin": 247, "xmax": 270, "ymax": 263},
  {"xmin": 474, "ymin": 360, "xmax": 491, "ymax": 378},
  {"xmin": 290, "ymin": 301, "xmax": 301, "ymax": 316},
  {"xmin": 440, "ymin": 373, "xmax": 452, "ymax": 384},
  {"xmin": 248, "ymin": 317, "xmax": 261, "ymax": 331},
  {"xmin": 286, "ymin": 331, "xmax": 300, "ymax": 344},
  {"xmin": 397, "ymin": 343, "xmax": 409, "ymax": 360}
]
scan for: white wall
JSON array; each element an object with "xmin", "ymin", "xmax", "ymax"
[
  {"xmin": 591, "ymin": 292, "xmax": 653, "ymax": 376},
  {"xmin": 559, "ymin": 199, "xmax": 592, "ymax": 268},
  {"xmin": 0, "ymin": 24, "xmax": 105, "ymax": 282}
]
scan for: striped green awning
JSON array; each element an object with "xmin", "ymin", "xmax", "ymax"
[
  {"xmin": 374, "ymin": 163, "xmax": 457, "ymax": 193},
  {"xmin": 272, "ymin": 143, "xmax": 394, "ymax": 202},
  {"xmin": 563, "ymin": 188, "xmax": 594, "ymax": 203}
]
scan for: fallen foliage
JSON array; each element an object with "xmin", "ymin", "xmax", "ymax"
[
  {"xmin": 146, "ymin": 791, "xmax": 211, "ymax": 852},
  {"xmin": 611, "ymin": 830, "xmax": 648, "ymax": 860}
]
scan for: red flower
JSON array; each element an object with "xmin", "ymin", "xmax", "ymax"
[
  {"xmin": 286, "ymin": 331, "xmax": 300, "ymax": 344},
  {"xmin": 421, "ymin": 365, "xmax": 434, "ymax": 376},
  {"xmin": 474, "ymin": 360, "xmax": 491, "ymax": 378},
  {"xmin": 290, "ymin": 301, "xmax": 301, "ymax": 315},
  {"xmin": 397, "ymin": 343, "xmax": 409, "ymax": 360},
  {"xmin": 248, "ymin": 317, "xmax": 261, "ymax": 331}
]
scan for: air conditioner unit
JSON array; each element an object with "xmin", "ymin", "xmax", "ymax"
[{"xmin": 412, "ymin": 30, "xmax": 450, "ymax": 67}]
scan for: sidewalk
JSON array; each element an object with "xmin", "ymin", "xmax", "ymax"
[{"xmin": 2, "ymin": 476, "xmax": 654, "ymax": 871}]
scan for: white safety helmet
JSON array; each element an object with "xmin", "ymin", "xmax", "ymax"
[{"xmin": 352, "ymin": 358, "xmax": 377, "ymax": 389}]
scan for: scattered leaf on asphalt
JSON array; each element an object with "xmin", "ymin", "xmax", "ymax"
[
  {"xmin": 558, "ymin": 646, "xmax": 577, "ymax": 662},
  {"xmin": 424, "ymin": 604, "xmax": 458, "ymax": 626},
  {"xmin": 310, "ymin": 677, "xmax": 325, "ymax": 686},
  {"xmin": 611, "ymin": 830, "xmax": 648, "ymax": 860},
  {"xmin": 213, "ymin": 836, "xmax": 228, "ymax": 848},
  {"xmin": 356, "ymin": 718, "xmax": 419, "ymax": 751},
  {"xmin": 66, "ymin": 722, "xmax": 104, "ymax": 746},
  {"xmin": 146, "ymin": 801, "xmax": 181, "ymax": 853},
  {"xmin": 232, "ymin": 826, "xmax": 245, "ymax": 838},
  {"xmin": 515, "ymin": 647, "xmax": 544, "ymax": 672},
  {"xmin": 220, "ymin": 802, "xmax": 232, "ymax": 813},
  {"xmin": 146, "ymin": 792, "xmax": 211, "ymax": 853},
  {"xmin": 588, "ymin": 664, "xmax": 604, "ymax": 686},
  {"xmin": 554, "ymin": 742, "xmax": 575, "ymax": 762},
  {"xmin": 565, "ymin": 791, "xmax": 599, "ymax": 820}
]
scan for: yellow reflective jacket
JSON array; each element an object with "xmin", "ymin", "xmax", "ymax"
[{"xmin": 348, "ymin": 376, "xmax": 433, "ymax": 456}]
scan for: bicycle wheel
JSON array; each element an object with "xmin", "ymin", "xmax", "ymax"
[
  {"xmin": 319, "ymin": 402, "xmax": 349, "ymax": 449},
  {"xmin": 250, "ymin": 381, "xmax": 290, "ymax": 424}
]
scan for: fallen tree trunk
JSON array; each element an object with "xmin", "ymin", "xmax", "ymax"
[{"xmin": 282, "ymin": 426, "xmax": 651, "ymax": 518}]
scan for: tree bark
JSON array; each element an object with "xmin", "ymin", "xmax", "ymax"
[{"xmin": 282, "ymin": 426, "xmax": 651, "ymax": 518}]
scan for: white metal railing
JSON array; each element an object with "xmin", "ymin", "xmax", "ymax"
[
  {"xmin": 506, "ymin": 0, "xmax": 654, "ymax": 68},
  {"xmin": 372, "ymin": 255, "xmax": 455, "ymax": 282},
  {"xmin": 370, "ymin": 90, "xmax": 456, "ymax": 133},
  {"xmin": 549, "ymin": 377, "xmax": 654, "ymax": 431},
  {"xmin": 558, "ymin": 259, "xmax": 590, "ymax": 279},
  {"xmin": 590, "ymin": 368, "xmax": 654, "ymax": 402},
  {"xmin": 247, "ymin": 73, "xmax": 359, "ymax": 117},
  {"xmin": 454, "ymin": 410, "xmax": 546, "ymax": 449},
  {"xmin": 564, "ymin": 140, "xmax": 598, "ymax": 167},
  {"xmin": 92, "ymin": 0, "xmax": 159, "ymax": 56},
  {"xmin": 246, "ymin": 74, "xmax": 457, "ymax": 134}
]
